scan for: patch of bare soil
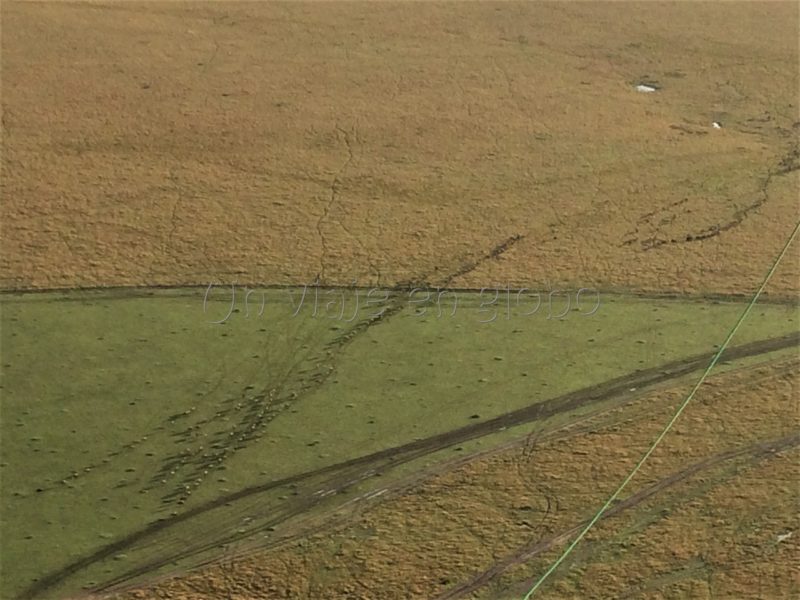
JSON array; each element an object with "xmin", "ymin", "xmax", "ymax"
[
  {"xmin": 2, "ymin": 2, "xmax": 798, "ymax": 295},
  {"xmin": 109, "ymin": 357, "xmax": 799, "ymax": 599}
]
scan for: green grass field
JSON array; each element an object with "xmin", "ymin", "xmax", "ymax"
[{"xmin": 1, "ymin": 288, "xmax": 796, "ymax": 598}]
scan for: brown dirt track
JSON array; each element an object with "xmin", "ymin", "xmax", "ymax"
[
  {"xmin": 1, "ymin": 1, "xmax": 799, "ymax": 295},
  {"xmin": 107, "ymin": 356, "xmax": 800, "ymax": 600}
]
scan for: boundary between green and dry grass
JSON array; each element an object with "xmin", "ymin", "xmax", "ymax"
[{"xmin": 3, "ymin": 284, "xmax": 799, "ymax": 307}]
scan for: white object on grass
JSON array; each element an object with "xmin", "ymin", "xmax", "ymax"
[{"xmin": 636, "ymin": 84, "xmax": 658, "ymax": 93}]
